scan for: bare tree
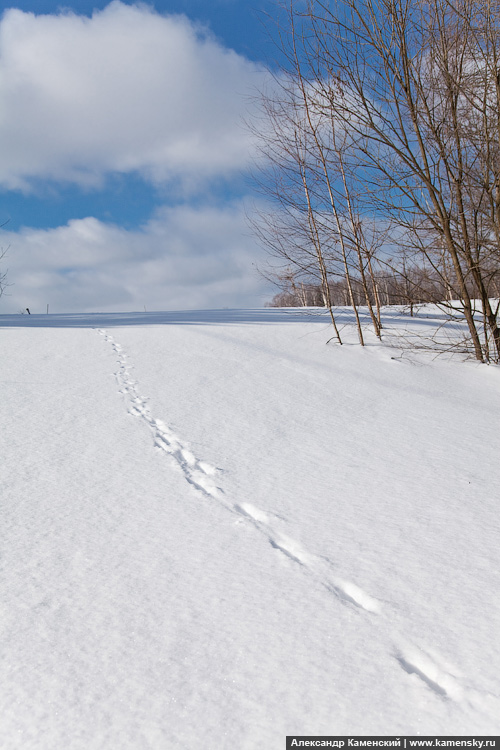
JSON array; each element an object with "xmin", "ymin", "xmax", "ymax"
[
  {"xmin": 306, "ymin": 0, "xmax": 500, "ymax": 360},
  {"xmin": 250, "ymin": 4, "xmax": 390, "ymax": 345},
  {"xmin": 250, "ymin": 66, "xmax": 344, "ymax": 343},
  {"xmin": 253, "ymin": 0, "xmax": 500, "ymax": 361}
]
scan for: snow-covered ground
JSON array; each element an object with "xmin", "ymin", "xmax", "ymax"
[{"xmin": 1, "ymin": 307, "xmax": 499, "ymax": 748}]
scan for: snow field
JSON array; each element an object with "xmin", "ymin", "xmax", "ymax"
[{"xmin": 1, "ymin": 308, "xmax": 499, "ymax": 748}]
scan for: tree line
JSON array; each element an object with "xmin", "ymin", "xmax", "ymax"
[
  {"xmin": 267, "ymin": 265, "xmax": 500, "ymax": 313},
  {"xmin": 252, "ymin": 0, "xmax": 500, "ymax": 361}
]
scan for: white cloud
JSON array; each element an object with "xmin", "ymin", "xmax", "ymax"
[
  {"xmin": 0, "ymin": 202, "xmax": 273, "ymax": 312},
  {"xmin": 0, "ymin": 1, "xmax": 265, "ymax": 191}
]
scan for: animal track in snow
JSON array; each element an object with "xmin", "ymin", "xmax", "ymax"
[
  {"xmin": 235, "ymin": 501, "xmax": 380, "ymax": 613},
  {"xmin": 97, "ymin": 329, "xmax": 482, "ymax": 714},
  {"xmin": 392, "ymin": 641, "xmax": 496, "ymax": 715},
  {"xmin": 97, "ymin": 327, "xmax": 380, "ymax": 616},
  {"xmin": 269, "ymin": 533, "xmax": 313, "ymax": 567},
  {"xmin": 235, "ymin": 502, "xmax": 270, "ymax": 525},
  {"xmin": 231, "ymin": 502, "xmax": 477, "ymax": 708},
  {"xmin": 97, "ymin": 329, "xmax": 223, "ymax": 501},
  {"xmin": 326, "ymin": 579, "xmax": 381, "ymax": 613},
  {"xmin": 395, "ymin": 644, "xmax": 464, "ymax": 700}
]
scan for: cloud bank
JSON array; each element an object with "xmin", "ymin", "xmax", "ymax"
[
  {"xmin": 1, "ymin": 203, "xmax": 272, "ymax": 312},
  {"xmin": 0, "ymin": 2, "xmax": 273, "ymax": 311},
  {"xmin": 0, "ymin": 1, "xmax": 264, "ymax": 191}
]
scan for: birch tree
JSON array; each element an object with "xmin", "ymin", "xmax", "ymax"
[{"xmin": 253, "ymin": 0, "xmax": 500, "ymax": 360}]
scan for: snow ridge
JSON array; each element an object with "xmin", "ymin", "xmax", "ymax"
[{"xmin": 96, "ymin": 327, "xmax": 494, "ymax": 718}]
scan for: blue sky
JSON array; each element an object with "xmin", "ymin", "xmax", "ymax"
[{"xmin": 0, "ymin": 0, "xmax": 279, "ymax": 312}]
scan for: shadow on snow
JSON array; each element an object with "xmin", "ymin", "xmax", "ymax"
[{"xmin": 0, "ymin": 306, "xmax": 454, "ymax": 329}]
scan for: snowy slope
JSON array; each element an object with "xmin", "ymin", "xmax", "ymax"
[{"xmin": 0, "ymin": 307, "xmax": 499, "ymax": 748}]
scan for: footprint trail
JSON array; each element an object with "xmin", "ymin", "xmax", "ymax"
[
  {"xmin": 97, "ymin": 328, "xmax": 491, "ymax": 717},
  {"xmin": 98, "ymin": 325, "xmax": 375, "ymax": 615},
  {"xmin": 97, "ymin": 329, "xmax": 224, "ymax": 502},
  {"xmin": 235, "ymin": 502, "xmax": 380, "ymax": 613}
]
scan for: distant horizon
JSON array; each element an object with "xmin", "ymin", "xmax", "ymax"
[{"xmin": 0, "ymin": 306, "xmax": 336, "ymax": 327}]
